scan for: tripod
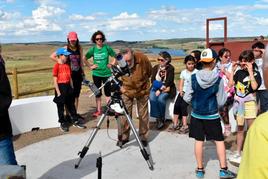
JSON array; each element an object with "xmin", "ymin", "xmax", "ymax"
[{"xmin": 74, "ymin": 76, "xmax": 154, "ymax": 170}]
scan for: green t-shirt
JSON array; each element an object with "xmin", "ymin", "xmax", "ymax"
[{"xmin": 85, "ymin": 44, "xmax": 116, "ymax": 77}]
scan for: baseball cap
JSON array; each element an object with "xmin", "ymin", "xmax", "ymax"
[
  {"xmin": 67, "ymin": 31, "xmax": 78, "ymax": 41},
  {"xmin": 56, "ymin": 48, "xmax": 71, "ymax": 56},
  {"xmin": 200, "ymin": 48, "xmax": 217, "ymax": 63}
]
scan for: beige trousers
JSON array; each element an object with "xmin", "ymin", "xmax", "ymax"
[{"xmin": 120, "ymin": 94, "xmax": 149, "ymax": 141}]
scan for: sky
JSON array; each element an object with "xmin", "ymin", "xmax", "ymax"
[{"xmin": 0, "ymin": 0, "xmax": 268, "ymax": 43}]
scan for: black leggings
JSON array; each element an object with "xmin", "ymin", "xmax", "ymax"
[
  {"xmin": 55, "ymin": 83, "xmax": 77, "ymax": 123},
  {"xmin": 92, "ymin": 75, "xmax": 111, "ymax": 98},
  {"xmin": 173, "ymin": 95, "xmax": 188, "ymax": 116}
]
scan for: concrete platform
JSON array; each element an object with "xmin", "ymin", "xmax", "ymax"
[{"xmin": 15, "ymin": 129, "xmax": 238, "ymax": 179}]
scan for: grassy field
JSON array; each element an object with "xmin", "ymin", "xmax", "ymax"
[{"xmin": 3, "ymin": 40, "xmax": 200, "ymax": 98}]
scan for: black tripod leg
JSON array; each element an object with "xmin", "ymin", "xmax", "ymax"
[
  {"xmin": 74, "ymin": 113, "xmax": 107, "ymax": 169},
  {"xmin": 96, "ymin": 152, "xmax": 102, "ymax": 179},
  {"xmin": 122, "ymin": 110, "xmax": 154, "ymax": 170}
]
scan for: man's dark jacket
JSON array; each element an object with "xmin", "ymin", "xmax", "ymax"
[{"xmin": 0, "ymin": 55, "xmax": 13, "ymax": 140}]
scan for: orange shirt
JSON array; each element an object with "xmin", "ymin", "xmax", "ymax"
[{"xmin": 53, "ymin": 63, "xmax": 71, "ymax": 83}]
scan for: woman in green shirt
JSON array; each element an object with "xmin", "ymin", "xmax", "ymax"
[{"xmin": 84, "ymin": 30, "xmax": 116, "ymax": 117}]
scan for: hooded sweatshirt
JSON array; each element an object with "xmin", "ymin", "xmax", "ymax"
[{"xmin": 183, "ymin": 69, "xmax": 227, "ymax": 120}]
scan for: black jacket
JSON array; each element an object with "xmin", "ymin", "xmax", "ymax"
[
  {"xmin": 151, "ymin": 64, "xmax": 177, "ymax": 99},
  {"xmin": 0, "ymin": 55, "xmax": 13, "ymax": 140}
]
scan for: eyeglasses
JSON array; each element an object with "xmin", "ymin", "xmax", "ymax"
[
  {"xmin": 157, "ymin": 58, "xmax": 165, "ymax": 62},
  {"xmin": 223, "ymin": 55, "xmax": 230, "ymax": 58},
  {"xmin": 95, "ymin": 38, "xmax": 103, "ymax": 41}
]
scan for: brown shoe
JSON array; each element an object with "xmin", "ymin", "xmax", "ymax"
[
  {"xmin": 116, "ymin": 139, "xmax": 129, "ymax": 147},
  {"xmin": 167, "ymin": 124, "xmax": 180, "ymax": 132}
]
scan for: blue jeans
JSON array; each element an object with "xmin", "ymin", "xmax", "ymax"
[
  {"xmin": 0, "ymin": 136, "xmax": 17, "ymax": 165},
  {"xmin": 149, "ymin": 90, "xmax": 169, "ymax": 119},
  {"xmin": 256, "ymin": 90, "xmax": 268, "ymax": 114}
]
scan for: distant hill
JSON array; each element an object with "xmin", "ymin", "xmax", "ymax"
[{"xmin": 3, "ymin": 36, "xmax": 259, "ymax": 52}]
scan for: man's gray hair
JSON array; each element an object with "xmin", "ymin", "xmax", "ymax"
[{"xmin": 119, "ymin": 47, "xmax": 133, "ymax": 55}]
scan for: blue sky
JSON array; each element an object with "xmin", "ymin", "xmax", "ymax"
[{"xmin": 0, "ymin": 0, "xmax": 268, "ymax": 42}]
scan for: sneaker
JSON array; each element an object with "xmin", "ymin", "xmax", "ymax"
[
  {"xmin": 219, "ymin": 169, "xmax": 236, "ymax": 178},
  {"xmin": 92, "ymin": 110, "xmax": 102, "ymax": 117},
  {"xmin": 228, "ymin": 151, "xmax": 241, "ymax": 166},
  {"xmin": 77, "ymin": 114, "xmax": 85, "ymax": 120},
  {"xmin": 156, "ymin": 119, "xmax": 164, "ymax": 129},
  {"xmin": 195, "ymin": 168, "xmax": 205, "ymax": 178},
  {"xmin": 178, "ymin": 125, "xmax": 189, "ymax": 134},
  {"xmin": 60, "ymin": 123, "xmax": 69, "ymax": 132},
  {"xmin": 73, "ymin": 120, "xmax": 87, "ymax": 129},
  {"xmin": 167, "ymin": 123, "xmax": 180, "ymax": 132}
]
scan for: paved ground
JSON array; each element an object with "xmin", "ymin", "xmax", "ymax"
[
  {"xmin": 13, "ymin": 92, "xmax": 238, "ymax": 178},
  {"xmin": 15, "ymin": 129, "xmax": 238, "ymax": 179}
]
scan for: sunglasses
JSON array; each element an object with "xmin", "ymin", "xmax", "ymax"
[
  {"xmin": 95, "ymin": 38, "xmax": 103, "ymax": 41},
  {"xmin": 157, "ymin": 58, "xmax": 165, "ymax": 62}
]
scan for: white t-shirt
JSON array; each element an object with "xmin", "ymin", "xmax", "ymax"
[
  {"xmin": 180, "ymin": 69, "xmax": 198, "ymax": 92},
  {"xmin": 255, "ymin": 58, "xmax": 266, "ymax": 90}
]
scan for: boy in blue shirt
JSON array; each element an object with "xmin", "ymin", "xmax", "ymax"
[{"xmin": 184, "ymin": 48, "xmax": 235, "ymax": 178}]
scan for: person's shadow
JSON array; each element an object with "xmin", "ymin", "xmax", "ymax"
[
  {"xmin": 39, "ymin": 153, "xmax": 99, "ymax": 179},
  {"xmin": 203, "ymin": 141, "xmax": 218, "ymax": 168}
]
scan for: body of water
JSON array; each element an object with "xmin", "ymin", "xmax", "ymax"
[{"xmin": 143, "ymin": 48, "xmax": 186, "ymax": 56}]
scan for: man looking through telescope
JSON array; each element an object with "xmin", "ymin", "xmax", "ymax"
[{"xmin": 118, "ymin": 48, "xmax": 152, "ymax": 147}]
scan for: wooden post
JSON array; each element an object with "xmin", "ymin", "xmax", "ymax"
[{"xmin": 12, "ymin": 67, "xmax": 19, "ymax": 99}]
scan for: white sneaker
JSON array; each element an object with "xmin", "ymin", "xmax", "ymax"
[{"xmin": 228, "ymin": 151, "xmax": 241, "ymax": 166}]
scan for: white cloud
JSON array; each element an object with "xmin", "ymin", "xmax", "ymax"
[
  {"xmin": 112, "ymin": 12, "xmax": 138, "ymax": 20},
  {"xmin": 14, "ymin": 5, "xmax": 65, "ymax": 33},
  {"xmin": 32, "ymin": 5, "xmax": 64, "ymax": 19},
  {"xmin": 256, "ymin": 17, "xmax": 268, "ymax": 25},
  {"xmin": 34, "ymin": 0, "xmax": 58, "ymax": 6},
  {"xmin": 207, "ymin": 23, "xmax": 224, "ymax": 31},
  {"xmin": 2, "ymin": 1, "xmax": 268, "ymax": 42},
  {"xmin": 258, "ymin": 0, "xmax": 268, "ymax": 3},
  {"xmin": 0, "ymin": 9, "xmax": 19, "ymax": 20},
  {"xmin": 69, "ymin": 14, "xmax": 95, "ymax": 21},
  {"xmin": 106, "ymin": 12, "xmax": 156, "ymax": 31}
]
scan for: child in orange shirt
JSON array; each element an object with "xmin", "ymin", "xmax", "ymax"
[{"xmin": 53, "ymin": 48, "xmax": 86, "ymax": 132}]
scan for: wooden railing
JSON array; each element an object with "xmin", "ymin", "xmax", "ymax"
[
  {"xmin": 7, "ymin": 56, "xmax": 184, "ymax": 99},
  {"xmin": 7, "ymin": 67, "xmax": 54, "ymax": 99}
]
